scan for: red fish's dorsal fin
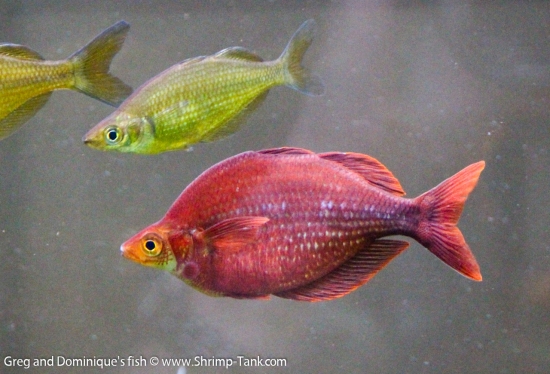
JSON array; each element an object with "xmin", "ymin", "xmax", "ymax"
[
  {"xmin": 213, "ymin": 47, "xmax": 264, "ymax": 62},
  {"xmin": 258, "ymin": 147, "xmax": 315, "ymax": 156},
  {"xmin": 274, "ymin": 239, "xmax": 410, "ymax": 301},
  {"xmin": 319, "ymin": 152, "xmax": 405, "ymax": 196},
  {"xmin": 0, "ymin": 44, "xmax": 44, "ymax": 60},
  {"xmin": 201, "ymin": 216, "xmax": 269, "ymax": 253}
]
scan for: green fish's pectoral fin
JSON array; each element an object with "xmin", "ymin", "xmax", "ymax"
[
  {"xmin": 201, "ymin": 91, "xmax": 269, "ymax": 142},
  {"xmin": 201, "ymin": 216, "xmax": 270, "ymax": 253},
  {"xmin": 0, "ymin": 44, "xmax": 44, "ymax": 60},
  {"xmin": 213, "ymin": 47, "xmax": 263, "ymax": 62},
  {"xmin": 70, "ymin": 20, "xmax": 133, "ymax": 106},
  {"xmin": 279, "ymin": 19, "xmax": 325, "ymax": 96},
  {"xmin": 274, "ymin": 239, "xmax": 409, "ymax": 302},
  {"xmin": 0, "ymin": 93, "xmax": 51, "ymax": 140},
  {"xmin": 319, "ymin": 152, "xmax": 406, "ymax": 196}
]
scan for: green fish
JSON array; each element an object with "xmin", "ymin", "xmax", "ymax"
[
  {"xmin": 0, "ymin": 21, "xmax": 132, "ymax": 140},
  {"xmin": 83, "ymin": 19, "xmax": 324, "ymax": 154}
]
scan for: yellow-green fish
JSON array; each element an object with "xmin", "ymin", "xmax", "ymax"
[
  {"xmin": 83, "ymin": 19, "xmax": 324, "ymax": 154},
  {"xmin": 0, "ymin": 21, "xmax": 132, "ymax": 140}
]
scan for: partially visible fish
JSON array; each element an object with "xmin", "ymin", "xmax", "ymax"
[
  {"xmin": 0, "ymin": 20, "xmax": 132, "ymax": 140},
  {"xmin": 120, "ymin": 147, "xmax": 484, "ymax": 301},
  {"xmin": 83, "ymin": 19, "xmax": 325, "ymax": 154}
]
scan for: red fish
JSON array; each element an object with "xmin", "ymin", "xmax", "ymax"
[{"xmin": 121, "ymin": 147, "xmax": 484, "ymax": 301}]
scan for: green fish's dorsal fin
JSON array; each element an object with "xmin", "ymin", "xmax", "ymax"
[
  {"xmin": 200, "ymin": 216, "xmax": 270, "ymax": 254},
  {"xmin": 0, "ymin": 44, "xmax": 44, "ymax": 60},
  {"xmin": 213, "ymin": 47, "xmax": 263, "ymax": 62},
  {"xmin": 258, "ymin": 147, "xmax": 315, "ymax": 156},
  {"xmin": 319, "ymin": 152, "xmax": 406, "ymax": 196},
  {"xmin": 0, "ymin": 92, "xmax": 51, "ymax": 140},
  {"xmin": 201, "ymin": 90, "xmax": 268, "ymax": 142},
  {"xmin": 274, "ymin": 240, "xmax": 409, "ymax": 301},
  {"xmin": 178, "ymin": 55, "xmax": 208, "ymax": 67}
]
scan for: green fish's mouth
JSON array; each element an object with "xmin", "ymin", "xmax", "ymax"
[{"xmin": 82, "ymin": 132, "xmax": 101, "ymax": 148}]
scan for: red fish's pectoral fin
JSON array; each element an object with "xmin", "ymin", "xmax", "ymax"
[
  {"xmin": 202, "ymin": 216, "xmax": 270, "ymax": 254},
  {"xmin": 274, "ymin": 239, "xmax": 410, "ymax": 302},
  {"xmin": 319, "ymin": 152, "xmax": 405, "ymax": 196},
  {"xmin": 0, "ymin": 93, "xmax": 51, "ymax": 140}
]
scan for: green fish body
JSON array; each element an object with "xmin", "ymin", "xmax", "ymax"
[
  {"xmin": 83, "ymin": 19, "xmax": 324, "ymax": 154},
  {"xmin": 0, "ymin": 21, "xmax": 132, "ymax": 140}
]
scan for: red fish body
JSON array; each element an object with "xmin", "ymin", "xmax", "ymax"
[{"xmin": 121, "ymin": 147, "xmax": 484, "ymax": 301}]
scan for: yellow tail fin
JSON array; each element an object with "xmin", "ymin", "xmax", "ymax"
[
  {"xmin": 279, "ymin": 19, "xmax": 325, "ymax": 96},
  {"xmin": 70, "ymin": 20, "xmax": 133, "ymax": 106}
]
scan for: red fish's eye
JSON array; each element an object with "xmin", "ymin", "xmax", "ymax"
[{"xmin": 141, "ymin": 235, "xmax": 162, "ymax": 257}]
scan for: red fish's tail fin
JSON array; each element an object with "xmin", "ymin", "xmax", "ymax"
[
  {"xmin": 413, "ymin": 161, "xmax": 485, "ymax": 281},
  {"xmin": 279, "ymin": 19, "xmax": 325, "ymax": 96},
  {"xmin": 69, "ymin": 21, "xmax": 133, "ymax": 106}
]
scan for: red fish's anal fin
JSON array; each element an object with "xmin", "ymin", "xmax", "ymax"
[
  {"xmin": 227, "ymin": 293, "xmax": 271, "ymax": 300},
  {"xmin": 319, "ymin": 152, "xmax": 405, "ymax": 196},
  {"xmin": 274, "ymin": 239, "xmax": 410, "ymax": 302},
  {"xmin": 201, "ymin": 216, "xmax": 269, "ymax": 254},
  {"xmin": 414, "ymin": 161, "xmax": 485, "ymax": 281}
]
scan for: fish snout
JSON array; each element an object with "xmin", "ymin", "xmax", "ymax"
[{"xmin": 82, "ymin": 129, "xmax": 103, "ymax": 149}]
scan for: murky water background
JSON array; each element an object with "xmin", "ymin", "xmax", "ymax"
[{"xmin": 1, "ymin": 1, "xmax": 549, "ymax": 373}]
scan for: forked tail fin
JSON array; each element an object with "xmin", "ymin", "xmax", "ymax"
[
  {"xmin": 279, "ymin": 19, "xmax": 325, "ymax": 96},
  {"xmin": 69, "ymin": 20, "xmax": 133, "ymax": 106},
  {"xmin": 413, "ymin": 161, "xmax": 485, "ymax": 281}
]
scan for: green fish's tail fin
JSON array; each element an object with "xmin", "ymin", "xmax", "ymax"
[
  {"xmin": 279, "ymin": 19, "xmax": 325, "ymax": 96},
  {"xmin": 69, "ymin": 20, "xmax": 133, "ymax": 107},
  {"xmin": 413, "ymin": 161, "xmax": 485, "ymax": 281}
]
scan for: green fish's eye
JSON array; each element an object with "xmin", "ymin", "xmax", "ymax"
[
  {"xmin": 142, "ymin": 235, "xmax": 162, "ymax": 257},
  {"xmin": 105, "ymin": 126, "xmax": 122, "ymax": 144}
]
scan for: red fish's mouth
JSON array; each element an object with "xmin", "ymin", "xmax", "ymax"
[{"xmin": 120, "ymin": 243, "xmax": 139, "ymax": 262}]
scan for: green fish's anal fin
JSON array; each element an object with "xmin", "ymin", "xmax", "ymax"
[
  {"xmin": 213, "ymin": 47, "xmax": 263, "ymax": 62},
  {"xmin": 200, "ymin": 216, "xmax": 270, "ymax": 254},
  {"xmin": 201, "ymin": 90, "xmax": 269, "ymax": 142},
  {"xmin": 274, "ymin": 239, "xmax": 409, "ymax": 301},
  {"xmin": 0, "ymin": 44, "xmax": 44, "ymax": 60},
  {"xmin": 0, "ymin": 92, "xmax": 51, "ymax": 140}
]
